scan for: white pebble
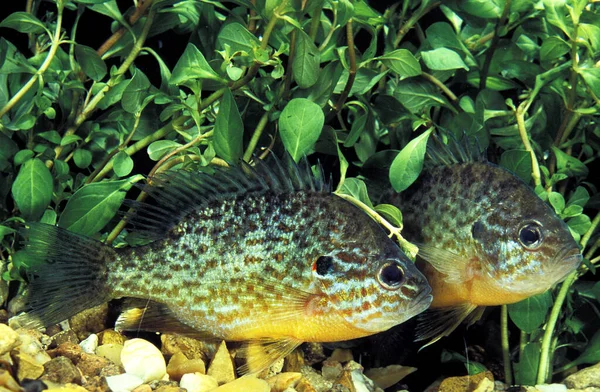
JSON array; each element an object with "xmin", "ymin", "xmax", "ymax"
[
  {"xmin": 79, "ymin": 333, "xmax": 99, "ymax": 354},
  {"xmin": 180, "ymin": 372, "xmax": 219, "ymax": 392},
  {"xmin": 534, "ymin": 384, "xmax": 567, "ymax": 392},
  {"xmin": 105, "ymin": 373, "xmax": 144, "ymax": 392},
  {"xmin": 121, "ymin": 338, "xmax": 166, "ymax": 382}
]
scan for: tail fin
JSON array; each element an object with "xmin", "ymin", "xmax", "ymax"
[{"xmin": 12, "ymin": 223, "xmax": 115, "ymax": 329}]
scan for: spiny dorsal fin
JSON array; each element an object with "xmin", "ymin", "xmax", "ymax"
[
  {"xmin": 426, "ymin": 132, "xmax": 487, "ymax": 168},
  {"xmin": 125, "ymin": 154, "xmax": 328, "ymax": 240}
]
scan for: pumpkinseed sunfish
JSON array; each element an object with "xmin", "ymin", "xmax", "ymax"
[
  {"xmin": 15, "ymin": 157, "xmax": 432, "ymax": 373},
  {"xmin": 379, "ymin": 140, "xmax": 581, "ymax": 344}
]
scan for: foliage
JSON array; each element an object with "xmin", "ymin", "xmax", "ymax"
[{"xmin": 1, "ymin": 0, "xmax": 600, "ymax": 386}]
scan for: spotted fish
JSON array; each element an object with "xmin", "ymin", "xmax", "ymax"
[
  {"xmin": 15, "ymin": 157, "xmax": 432, "ymax": 372},
  {"xmin": 379, "ymin": 139, "xmax": 582, "ymax": 344}
]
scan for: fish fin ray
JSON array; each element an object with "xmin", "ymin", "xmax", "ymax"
[
  {"xmin": 415, "ymin": 303, "xmax": 479, "ymax": 348},
  {"xmin": 12, "ymin": 223, "xmax": 113, "ymax": 329},
  {"xmin": 415, "ymin": 243, "xmax": 469, "ymax": 284},
  {"xmin": 125, "ymin": 154, "xmax": 329, "ymax": 241},
  {"xmin": 237, "ymin": 338, "xmax": 302, "ymax": 375},
  {"xmin": 115, "ymin": 299, "xmax": 217, "ymax": 340},
  {"xmin": 426, "ymin": 131, "xmax": 487, "ymax": 168}
]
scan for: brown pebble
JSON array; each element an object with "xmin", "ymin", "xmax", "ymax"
[
  {"xmin": 322, "ymin": 360, "xmax": 343, "ymax": 381},
  {"xmin": 296, "ymin": 377, "xmax": 318, "ymax": 392},
  {"xmin": 154, "ymin": 386, "xmax": 185, "ymax": 392},
  {"xmin": 334, "ymin": 370, "xmax": 355, "ymax": 392},
  {"xmin": 160, "ymin": 334, "xmax": 215, "ymax": 363},
  {"xmin": 213, "ymin": 376, "xmax": 269, "ymax": 391},
  {"xmin": 207, "ymin": 341, "xmax": 235, "ymax": 385},
  {"xmin": 0, "ymin": 368, "xmax": 21, "ymax": 392},
  {"xmin": 97, "ymin": 330, "xmax": 125, "ymax": 346},
  {"xmin": 0, "ymin": 310, "xmax": 8, "ymax": 325},
  {"xmin": 69, "ymin": 304, "xmax": 109, "ymax": 341},
  {"xmin": 50, "ymin": 330, "xmax": 79, "ymax": 348},
  {"xmin": 266, "ymin": 372, "xmax": 302, "ymax": 392},
  {"xmin": 438, "ymin": 371, "xmax": 494, "ymax": 391},
  {"xmin": 329, "ymin": 349, "xmax": 353, "ymax": 363},
  {"xmin": 41, "ymin": 357, "xmax": 82, "ymax": 385},
  {"xmin": 83, "ymin": 375, "xmax": 110, "ymax": 392},
  {"xmin": 48, "ymin": 342, "xmax": 83, "ymax": 361},
  {"xmin": 167, "ymin": 351, "xmax": 206, "ymax": 381},
  {"xmin": 132, "ymin": 384, "xmax": 152, "ymax": 392},
  {"xmin": 13, "ymin": 351, "xmax": 45, "ymax": 381},
  {"xmin": 302, "ymin": 343, "xmax": 326, "ymax": 366},
  {"xmin": 45, "ymin": 383, "xmax": 89, "ymax": 392},
  {"xmin": 283, "ymin": 349, "xmax": 305, "ymax": 372},
  {"xmin": 76, "ymin": 354, "xmax": 110, "ymax": 378}
]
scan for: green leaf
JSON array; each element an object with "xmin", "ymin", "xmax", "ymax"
[
  {"xmin": 0, "ymin": 225, "xmax": 16, "ymax": 241},
  {"xmin": 421, "ymin": 48, "xmax": 468, "ymax": 71},
  {"xmin": 339, "ymin": 178, "xmax": 374, "ymax": 209},
  {"xmin": 279, "ymin": 98, "xmax": 324, "ymax": 161},
  {"xmin": 426, "ymin": 22, "xmax": 464, "ymax": 52},
  {"xmin": 122, "ymin": 68, "xmax": 151, "ymax": 114},
  {"xmin": 147, "ymin": 140, "xmax": 182, "ymax": 161},
  {"xmin": 374, "ymin": 204, "xmax": 403, "ymax": 228},
  {"xmin": 217, "ymin": 22, "xmax": 260, "ymax": 54},
  {"xmin": 379, "ymin": 49, "xmax": 422, "ymax": 79},
  {"xmin": 548, "ymin": 192, "xmax": 565, "ymax": 214},
  {"xmin": 540, "ymin": 36, "xmax": 570, "ymax": 62},
  {"xmin": 75, "ymin": 44, "xmax": 107, "ymax": 81},
  {"xmin": 74, "ymin": 0, "xmax": 114, "ymax": 3},
  {"xmin": 508, "ymin": 292, "xmax": 552, "ymax": 333},
  {"xmin": 213, "ymin": 89, "xmax": 243, "ymax": 162},
  {"xmin": 60, "ymin": 135, "xmax": 83, "ymax": 146},
  {"xmin": 577, "ymin": 67, "xmax": 600, "ymax": 98},
  {"xmin": 389, "ymin": 129, "xmax": 433, "ymax": 192},
  {"xmin": 113, "ymin": 151, "xmax": 133, "ymax": 177},
  {"xmin": 499, "ymin": 149, "xmax": 532, "ymax": 183},
  {"xmin": 567, "ymin": 214, "xmax": 592, "ymax": 235},
  {"xmin": 460, "ymin": 0, "xmax": 502, "ymax": 18},
  {"xmin": 552, "ymin": 146, "xmax": 589, "ymax": 177},
  {"xmin": 14, "ymin": 150, "xmax": 34, "ymax": 166},
  {"xmin": 38, "ymin": 130, "xmax": 61, "ymax": 145},
  {"xmin": 170, "ymin": 43, "xmax": 223, "ymax": 85},
  {"xmin": 58, "ymin": 176, "xmax": 142, "ymax": 236},
  {"xmin": 543, "ymin": 0, "xmax": 573, "ymax": 36},
  {"xmin": 514, "ymin": 342, "xmax": 541, "ymax": 386},
  {"xmin": 0, "ymin": 12, "xmax": 47, "ymax": 34},
  {"xmin": 0, "ymin": 133, "xmax": 18, "ymax": 162},
  {"xmin": 11, "ymin": 158, "xmax": 53, "ymax": 221},
  {"xmin": 571, "ymin": 329, "xmax": 600, "ymax": 366},
  {"xmin": 567, "ymin": 187, "xmax": 590, "ymax": 208},
  {"xmin": 73, "ymin": 149, "xmax": 92, "ymax": 169},
  {"xmin": 293, "ymin": 30, "xmax": 320, "ymax": 89}
]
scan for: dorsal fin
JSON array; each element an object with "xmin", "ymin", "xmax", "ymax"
[
  {"xmin": 425, "ymin": 132, "xmax": 487, "ymax": 168},
  {"xmin": 125, "ymin": 154, "xmax": 328, "ymax": 241}
]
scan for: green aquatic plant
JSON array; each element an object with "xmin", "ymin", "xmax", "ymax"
[{"xmin": 0, "ymin": 0, "xmax": 599, "ymax": 387}]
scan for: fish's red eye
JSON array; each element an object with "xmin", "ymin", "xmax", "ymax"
[
  {"xmin": 518, "ymin": 222, "xmax": 543, "ymax": 249},
  {"xmin": 377, "ymin": 261, "xmax": 405, "ymax": 290}
]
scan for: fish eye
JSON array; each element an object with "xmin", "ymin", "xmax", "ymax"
[
  {"xmin": 377, "ymin": 261, "xmax": 405, "ymax": 290},
  {"xmin": 518, "ymin": 222, "xmax": 544, "ymax": 249},
  {"xmin": 315, "ymin": 256, "xmax": 335, "ymax": 276}
]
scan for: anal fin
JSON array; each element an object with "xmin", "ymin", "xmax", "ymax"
[
  {"xmin": 415, "ymin": 303, "xmax": 482, "ymax": 348},
  {"xmin": 237, "ymin": 338, "xmax": 302, "ymax": 375}
]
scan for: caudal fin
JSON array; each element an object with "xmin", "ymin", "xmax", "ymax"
[{"xmin": 12, "ymin": 223, "xmax": 115, "ymax": 329}]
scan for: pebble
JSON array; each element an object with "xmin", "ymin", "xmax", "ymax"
[
  {"xmin": 167, "ymin": 352, "xmax": 206, "ymax": 381},
  {"xmin": 16, "ymin": 330, "xmax": 52, "ymax": 365},
  {"xmin": 473, "ymin": 376, "xmax": 494, "ymax": 392},
  {"xmin": 13, "ymin": 351, "xmax": 45, "ymax": 381},
  {"xmin": 364, "ymin": 365, "xmax": 416, "ymax": 389},
  {"xmin": 97, "ymin": 343, "xmax": 124, "ymax": 367},
  {"xmin": 0, "ymin": 324, "xmax": 19, "ymax": 356},
  {"xmin": 206, "ymin": 341, "xmax": 235, "ymax": 385},
  {"xmin": 322, "ymin": 360, "xmax": 343, "ymax": 381},
  {"xmin": 50, "ymin": 330, "xmax": 80, "ymax": 348},
  {"xmin": 564, "ymin": 362, "xmax": 600, "ymax": 389},
  {"xmin": 303, "ymin": 343, "xmax": 326, "ymax": 366},
  {"xmin": 438, "ymin": 371, "xmax": 494, "ymax": 391},
  {"xmin": 179, "ymin": 373, "xmax": 219, "ymax": 392},
  {"xmin": 45, "ymin": 384, "xmax": 89, "ymax": 392},
  {"xmin": 266, "ymin": 372, "xmax": 303, "ymax": 392},
  {"xmin": 121, "ymin": 338, "xmax": 166, "ymax": 383},
  {"xmin": 132, "ymin": 385, "xmax": 152, "ymax": 392},
  {"xmin": 76, "ymin": 353, "xmax": 111, "ymax": 378},
  {"xmin": 98, "ymin": 330, "xmax": 126, "ymax": 346},
  {"xmin": 0, "ymin": 369, "xmax": 22, "ymax": 392},
  {"xmin": 283, "ymin": 350, "xmax": 305, "ymax": 373},
  {"xmin": 105, "ymin": 373, "xmax": 144, "ymax": 392},
  {"xmin": 329, "ymin": 349, "xmax": 353, "ymax": 363},
  {"xmin": 524, "ymin": 384, "xmax": 568, "ymax": 392},
  {"xmin": 213, "ymin": 376, "xmax": 270, "ymax": 392},
  {"xmin": 300, "ymin": 365, "xmax": 333, "ymax": 392},
  {"xmin": 69, "ymin": 304, "xmax": 109, "ymax": 341},
  {"xmin": 41, "ymin": 356, "xmax": 82, "ymax": 385},
  {"xmin": 161, "ymin": 334, "xmax": 215, "ymax": 363},
  {"xmin": 80, "ymin": 334, "xmax": 99, "ymax": 354},
  {"xmin": 154, "ymin": 387, "xmax": 185, "ymax": 392}
]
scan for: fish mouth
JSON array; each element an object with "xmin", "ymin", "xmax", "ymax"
[
  {"xmin": 551, "ymin": 246, "xmax": 582, "ymax": 283},
  {"xmin": 407, "ymin": 287, "xmax": 433, "ymax": 318}
]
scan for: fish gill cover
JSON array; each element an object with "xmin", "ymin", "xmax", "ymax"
[{"xmin": 0, "ymin": 0, "xmax": 599, "ymax": 388}]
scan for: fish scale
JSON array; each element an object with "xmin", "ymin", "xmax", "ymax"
[{"xmin": 16, "ymin": 157, "xmax": 432, "ymax": 374}]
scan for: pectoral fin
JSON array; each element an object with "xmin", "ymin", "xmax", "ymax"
[
  {"xmin": 237, "ymin": 338, "xmax": 302, "ymax": 375},
  {"xmin": 415, "ymin": 243, "xmax": 469, "ymax": 284},
  {"xmin": 415, "ymin": 303, "xmax": 483, "ymax": 348}
]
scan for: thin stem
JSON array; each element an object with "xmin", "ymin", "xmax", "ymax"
[
  {"xmin": 309, "ymin": 1, "xmax": 324, "ymax": 40},
  {"xmin": 333, "ymin": 20, "xmax": 356, "ymax": 114},
  {"xmin": 97, "ymin": 0, "xmax": 154, "ymax": 57},
  {"xmin": 0, "ymin": 3, "xmax": 64, "ymax": 119},
  {"xmin": 243, "ymin": 111, "xmax": 270, "ymax": 162},
  {"xmin": 501, "ymin": 305, "xmax": 513, "ymax": 385},
  {"xmin": 515, "ymin": 102, "xmax": 542, "ymax": 187},
  {"xmin": 393, "ymin": 1, "xmax": 441, "ymax": 48},
  {"xmin": 148, "ymin": 131, "xmax": 213, "ymax": 179},
  {"xmin": 421, "ymin": 72, "xmax": 458, "ymax": 103},
  {"xmin": 519, "ymin": 330, "xmax": 527, "ymax": 361},
  {"xmin": 536, "ymin": 271, "xmax": 578, "ymax": 384},
  {"xmin": 480, "ymin": 0, "xmax": 511, "ymax": 90},
  {"xmin": 585, "ymin": 237, "xmax": 600, "ymax": 260},
  {"xmin": 581, "ymin": 211, "xmax": 600, "ymax": 251}
]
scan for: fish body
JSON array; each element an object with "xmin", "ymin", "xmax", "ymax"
[
  {"xmin": 17, "ymin": 158, "xmax": 432, "ymax": 372},
  {"xmin": 381, "ymin": 159, "xmax": 581, "ymax": 341}
]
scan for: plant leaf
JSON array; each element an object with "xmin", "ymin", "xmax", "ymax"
[
  {"xmin": 389, "ymin": 129, "xmax": 432, "ymax": 192},
  {"xmin": 279, "ymin": 98, "xmax": 324, "ymax": 161},
  {"xmin": 213, "ymin": 88, "xmax": 243, "ymax": 162},
  {"xmin": 11, "ymin": 158, "xmax": 53, "ymax": 221},
  {"xmin": 507, "ymin": 292, "xmax": 553, "ymax": 333},
  {"xmin": 293, "ymin": 30, "xmax": 320, "ymax": 89}
]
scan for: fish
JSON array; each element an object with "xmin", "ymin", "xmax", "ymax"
[
  {"xmin": 14, "ymin": 156, "xmax": 432, "ymax": 373},
  {"xmin": 378, "ymin": 137, "xmax": 582, "ymax": 344}
]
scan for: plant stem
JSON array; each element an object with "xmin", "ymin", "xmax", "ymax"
[
  {"xmin": 480, "ymin": 0, "xmax": 511, "ymax": 90},
  {"xmin": 309, "ymin": 0, "xmax": 324, "ymax": 40},
  {"xmin": 501, "ymin": 305, "xmax": 513, "ymax": 385},
  {"xmin": 421, "ymin": 72, "xmax": 458, "ymax": 104},
  {"xmin": 333, "ymin": 20, "xmax": 356, "ymax": 114},
  {"xmin": 515, "ymin": 102, "xmax": 542, "ymax": 187},
  {"xmin": 97, "ymin": 0, "xmax": 154, "ymax": 56},
  {"xmin": 243, "ymin": 111, "xmax": 270, "ymax": 162},
  {"xmin": 536, "ymin": 271, "xmax": 578, "ymax": 384},
  {"xmin": 0, "ymin": 3, "xmax": 64, "ymax": 119},
  {"xmin": 393, "ymin": 1, "xmax": 440, "ymax": 47},
  {"xmin": 519, "ymin": 330, "xmax": 527, "ymax": 360},
  {"xmin": 148, "ymin": 131, "xmax": 213, "ymax": 178},
  {"xmin": 581, "ymin": 210, "xmax": 600, "ymax": 251}
]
